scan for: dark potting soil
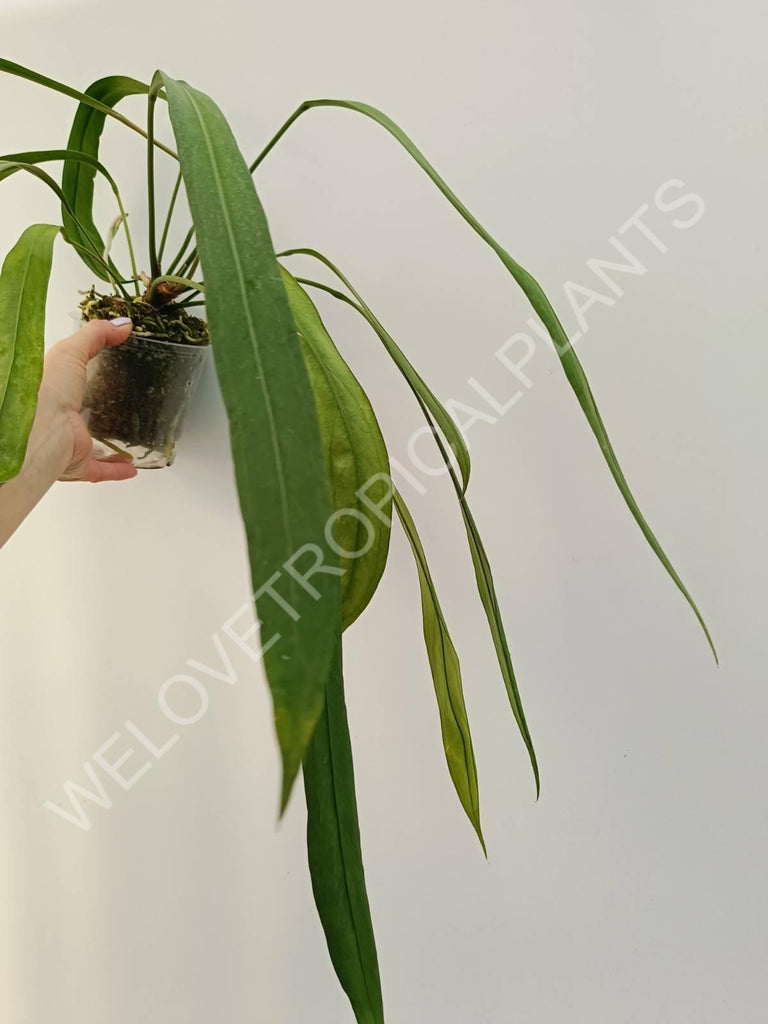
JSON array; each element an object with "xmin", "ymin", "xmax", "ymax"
[
  {"xmin": 80, "ymin": 290, "xmax": 210, "ymax": 461},
  {"xmin": 80, "ymin": 288, "xmax": 210, "ymax": 346}
]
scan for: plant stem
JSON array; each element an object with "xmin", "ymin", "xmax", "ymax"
[
  {"xmin": 166, "ymin": 225, "xmax": 196, "ymax": 276},
  {"xmin": 250, "ymin": 104, "xmax": 308, "ymax": 172},
  {"xmin": 67, "ymin": 240, "xmax": 131, "ymax": 299},
  {"xmin": 157, "ymin": 169, "xmax": 183, "ymax": 266},
  {"xmin": 112, "ymin": 191, "xmax": 140, "ymax": 296},
  {"xmin": 147, "ymin": 81, "xmax": 162, "ymax": 279},
  {"xmin": 179, "ymin": 252, "xmax": 200, "ymax": 279}
]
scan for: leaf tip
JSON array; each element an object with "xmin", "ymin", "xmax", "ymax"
[
  {"xmin": 532, "ymin": 755, "xmax": 541, "ymax": 801},
  {"xmin": 689, "ymin": 600, "xmax": 718, "ymax": 665},
  {"xmin": 704, "ymin": 625, "xmax": 719, "ymax": 666},
  {"xmin": 278, "ymin": 757, "xmax": 301, "ymax": 819}
]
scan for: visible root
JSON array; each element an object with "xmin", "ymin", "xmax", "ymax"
[{"xmin": 79, "ymin": 288, "xmax": 210, "ymax": 346}]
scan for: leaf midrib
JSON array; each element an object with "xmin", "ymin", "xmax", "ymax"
[
  {"xmin": 324, "ymin": 690, "xmax": 380, "ymax": 1019},
  {"xmin": 395, "ymin": 495, "xmax": 480, "ymax": 828},
  {"xmin": 182, "ymin": 84, "xmax": 300, "ymax": 642},
  {"xmin": 0, "ymin": 243, "xmax": 36, "ymax": 407}
]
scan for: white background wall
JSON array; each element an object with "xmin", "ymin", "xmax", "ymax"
[{"xmin": 0, "ymin": 1, "xmax": 765, "ymax": 1021}]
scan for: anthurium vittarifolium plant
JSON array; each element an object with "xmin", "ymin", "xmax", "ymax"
[{"xmin": 0, "ymin": 57, "xmax": 716, "ymax": 1022}]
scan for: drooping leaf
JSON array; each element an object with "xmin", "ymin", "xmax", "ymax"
[
  {"xmin": 159, "ymin": 72, "xmax": 340, "ymax": 812},
  {"xmin": 61, "ymin": 77, "xmax": 149, "ymax": 280},
  {"xmin": 452, "ymin": 480, "xmax": 539, "ymax": 793},
  {"xmin": 0, "ymin": 159, "xmax": 114, "ymax": 282},
  {"xmin": 0, "ymin": 224, "xmax": 59, "ymax": 481},
  {"xmin": 282, "ymin": 248, "xmax": 470, "ymax": 493},
  {"xmin": 2, "ymin": 148, "xmax": 130, "ymax": 280},
  {"xmin": 0, "ymin": 59, "xmax": 170, "ymax": 152},
  {"xmin": 394, "ymin": 490, "xmax": 485, "ymax": 851},
  {"xmin": 412, "ymin": 388, "xmax": 542, "ymax": 795},
  {"xmin": 294, "ymin": 266, "xmax": 540, "ymax": 794},
  {"xmin": 281, "ymin": 268, "xmax": 392, "ymax": 630},
  {"xmin": 2, "ymin": 147, "xmax": 120, "ymax": 191},
  {"xmin": 303, "ymin": 638, "xmax": 384, "ymax": 1024},
  {"xmin": 259, "ymin": 103, "xmax": 715, "ymax": 661}
]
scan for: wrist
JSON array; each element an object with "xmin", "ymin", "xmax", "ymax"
[
  {"xmin": 0, "ymin": 411, "xmax": 71, "ymax": 548},
  {"xmin": 18, "ymin": 408, "xmax": 71, "ymax": 492}
]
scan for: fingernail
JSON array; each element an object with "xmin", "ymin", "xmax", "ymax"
[{"xmin": 110, "ymin": 317, "xmax": 132, "ymax": 327}]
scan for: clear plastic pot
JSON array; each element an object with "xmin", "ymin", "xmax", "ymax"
[{"xmin": 83, "ymin": 333, "xmax": 210, "ymax": 469}]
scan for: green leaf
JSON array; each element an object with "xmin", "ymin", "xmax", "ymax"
[
  {"xmin": 159, "ymin": 72, "xmax": 341, "ymax": 812},
  {"xmin": 281, "ymin": 269, "xmax": 392, "ymax": 630},
  {"xmin": 0, "ymin": 159, "xmax": 115, "ymax": 283},
  {"xmin": 452, "ymin": 484, "xmax": 539, "ymax": 794},
  {"xmin": 61, "ymin": 77, "xmax": 149, "ymax": 281},
  {"xmin": 258, "ymin": 102, "xmax": 716, "ymax": 661},
  {"xmin": 1, "ymin": 147, "xmax": 120, "ymax": 191},
  {"xmin": 2, "ymin": 147, "xmax": 132, "ymax": 282},
  {"xmin": 281, "ymin": 249, "xmax": 470, "ymax": 493},
  {"xmin": 303, "ymin": 639, "xmax": 384, "ymax": 1024},
  {"xmin": 294, "ymin": 267, "xmax": 540, "ymax": 794},
  {"xmin": 394, "ymin": 490, "xmax": 485, "ymax": 852},
  {"xmin": 0, "ymin": 224, "xmax": 59, "ymax": 482},
  {"xmin": 0, "ymin": 59, "xmax": 172, "ymax": 153}
]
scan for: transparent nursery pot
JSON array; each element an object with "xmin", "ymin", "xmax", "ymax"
[{"xmin": 83, "ymin": 333, "xmax": 210, "ymax": 469}]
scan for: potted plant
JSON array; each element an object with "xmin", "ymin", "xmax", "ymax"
[{"xmin": 0, "ymin": 57, "xmax": 715, "ymax": 1022}]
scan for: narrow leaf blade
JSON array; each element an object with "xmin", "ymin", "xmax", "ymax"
[
  {"xmin": 0, "ymin": 160, "xmax": 113, "ymax": 281},
  {"xmin": 2, "ymin": 148, "xmax": 125, "ymax": 278},
  {"xmin": 295, "ymin": 266, "xmax": 540, "ymax": 792},
  {"xmin": 0, "ymin": 224, "xmax": 59, "ymax": 481},
  {"xmin": 0, "ymin": 59, "xmax": 170, "ymax": 152},
  {"xmin": 394, "ymin": 490, "xmax": 485, "ymax": 851},
  {"xmin": 304, "ymin": 640, "xmax": 384, "ymax": 1024},
  {"xmin": 271, "ymin": 102, "xmax": 715, "ymax": 659},
  {"xmin": 281, "ymin": 249, "xmax": 470, "ymax": 492},
  {"xmin": 456, "ymin": 495, "xmax": 539, "ymax": 794},
  {"xmin": 161, "ymin": 72, "xmax": 340, "ymax": 810}
]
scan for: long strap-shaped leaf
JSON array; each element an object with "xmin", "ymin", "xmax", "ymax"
[
  {"xmin": 2, "ymin": 148, "xmax": 120, "ymax": 193},
  {"xmin": 303, "ymin": 637, "xmax": 384, "ymax": 1024},
  {"xmin": 0, "ymin": 224, "xmax": 59, "ymax": 481},
  {"xmin": 0, "ymin": 59, "xmax": 174, "ymax": 155},
  {"xmin": 2, "ymin": 148, "xmax": 135, "ymax": 283},
  {"xmin": 289, "ymin": 264, "xmax": 540, "ymax": 794},
  {"xmin": 257, "ymin": 102, "xmax": 716, "ymax": 662},
  {"xmin": 159, "ymin": 72, "xmax": 340, "ymax": 812},
  {"xmin": 282, "ymin": 249, "xmax": 470, "ymax": 493},
  {"xmin": 60, "ymin": 76, "xmax": 149, "ymax": 281},
  {"xmin": 394, "ymin": 490, "xmax": 485, "ymax": 851},
  {"xmin": 282, "ymin": 269, "xmax": 392, "ymax": 630},
  {"xmin": 0, "ymin": 160, "xmax": 115, "ymax": 286}
]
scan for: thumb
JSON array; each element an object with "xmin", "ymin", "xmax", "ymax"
[{"xmin": 57, "ymin": 317, "xmax": 133, "ymax": 365}]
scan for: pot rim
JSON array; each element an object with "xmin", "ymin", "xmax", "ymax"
[
  {"xmin": 116, "ymin": 331, "xmax": 211, "ymax": 352},
  {"xmin": 79, "ymin": 315, "xmax": 211, "ymax": 350}
]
